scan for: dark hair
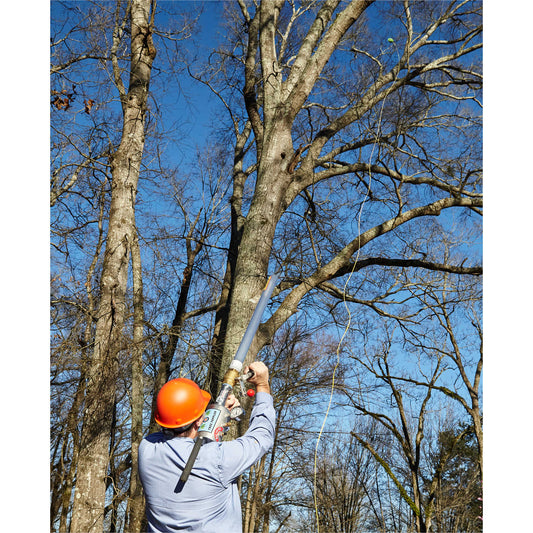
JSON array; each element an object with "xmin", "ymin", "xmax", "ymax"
[{"xmin": 162, "ymin": 422, "xmax": 194, "ymax": 439}]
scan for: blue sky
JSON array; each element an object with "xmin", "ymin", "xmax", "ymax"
[{"xmin": 150, "ymin": 2, "xmax": 251, "ymax": 151}]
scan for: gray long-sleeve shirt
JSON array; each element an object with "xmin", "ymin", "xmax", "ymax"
[{"xmin": 138, "ymin": 392, "xmax": 276, "ymax": 532}]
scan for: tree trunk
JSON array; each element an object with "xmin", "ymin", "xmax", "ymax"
[
  {"xmin": 108, "ymin": 399, "xmax": 119, "ymax": 533},
  {"xmin": 206, "ymin": 122, "xmax": 251, "ymax": 395},
  {"xmin": 57, "ymin": 377, "xmax": 85, "ymax": 532},
  {"xmin": 218, "ymin": 0, "xmax": 376, "ymax": 381},
  {"xmin": 126, "ymin": 228, "xmax": 146, "ymax": 533},
  {"xmin": 69, "ymin": 2, "xmax": 156, "ymax": 531},
  {"xmin": 149, "ymin": 231, "xmax": 204, "ymax": 433}
]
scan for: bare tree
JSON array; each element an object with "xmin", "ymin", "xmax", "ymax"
[
  {"xmin": 50, "ymin": 176, "xmax": 108, "ymax": 532},
  {"xmin": 188, "ymin": 6, "xmax": 483, "ymax": 527},
  {"xmin": 404, "ymin": 269, "xmax": 483, "ymax": 480},
  {"xmin": 69, "ymin": 1, "xmax": 157, "ymax": 530},
  {"xmin": 309, "ymin": 436, "xmax": 372, "ymax": 533},
  {"xmin": 340, "ymin": 301, "xmax": 481, "ymax": 533},
  {"xmin": 191, "ymin": 0, "xmax": 482, "ymax": 399},
  {"xmin": 50, "ymin": 2, "xmax": 482, "ymax": 531}
]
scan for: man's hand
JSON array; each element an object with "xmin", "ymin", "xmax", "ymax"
[
  {"xmin": 225, "ymin": 392, "xmax": 241, "ymax": 411},
  {"xmin": 244, "ymin": 361, "xmax": 270, "ymax": 394}
]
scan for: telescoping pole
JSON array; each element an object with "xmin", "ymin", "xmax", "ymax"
[{"xmin": 179, "ymin": 273, "xmax": 279, "ymax": 484}]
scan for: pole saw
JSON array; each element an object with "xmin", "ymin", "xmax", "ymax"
[{"xmin": 179, "ymin": 273, "xmax": 279, "ymax": 484}]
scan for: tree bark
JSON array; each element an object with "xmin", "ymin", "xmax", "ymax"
[
  {"xmin": 69, "ymin": 2, "xmax": 156, "ymax": 531},
  {"xmin": 126, "ymin": 227, "xmax": 146, "ymax": 533}
]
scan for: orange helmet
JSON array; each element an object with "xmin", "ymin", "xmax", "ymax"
[{"xmin": 154, "ymin": 378, "xmax": 211, "ymax": 428}]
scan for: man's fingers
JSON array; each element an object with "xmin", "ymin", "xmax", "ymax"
[{"xmin": 225, "ymin": 393, "xmax": 241, "ymax": 410}]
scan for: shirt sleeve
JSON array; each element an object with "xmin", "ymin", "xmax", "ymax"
[{"xmin": 218, "ymin": 392, "xmax": 276, "ymax": 487}]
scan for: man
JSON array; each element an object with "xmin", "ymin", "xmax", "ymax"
[{"xmin": 138, "ymin": 361, "xmax": 275, "ymax": 532}]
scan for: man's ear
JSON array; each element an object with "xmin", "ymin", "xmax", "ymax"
[{"xmin": 194, "ymin": 415, "xmax": 203, "ymax": 430}]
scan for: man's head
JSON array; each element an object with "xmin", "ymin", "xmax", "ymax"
[{"xmin": 155, "ymin": 378, "xmax": 211, "ymax": 437}]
